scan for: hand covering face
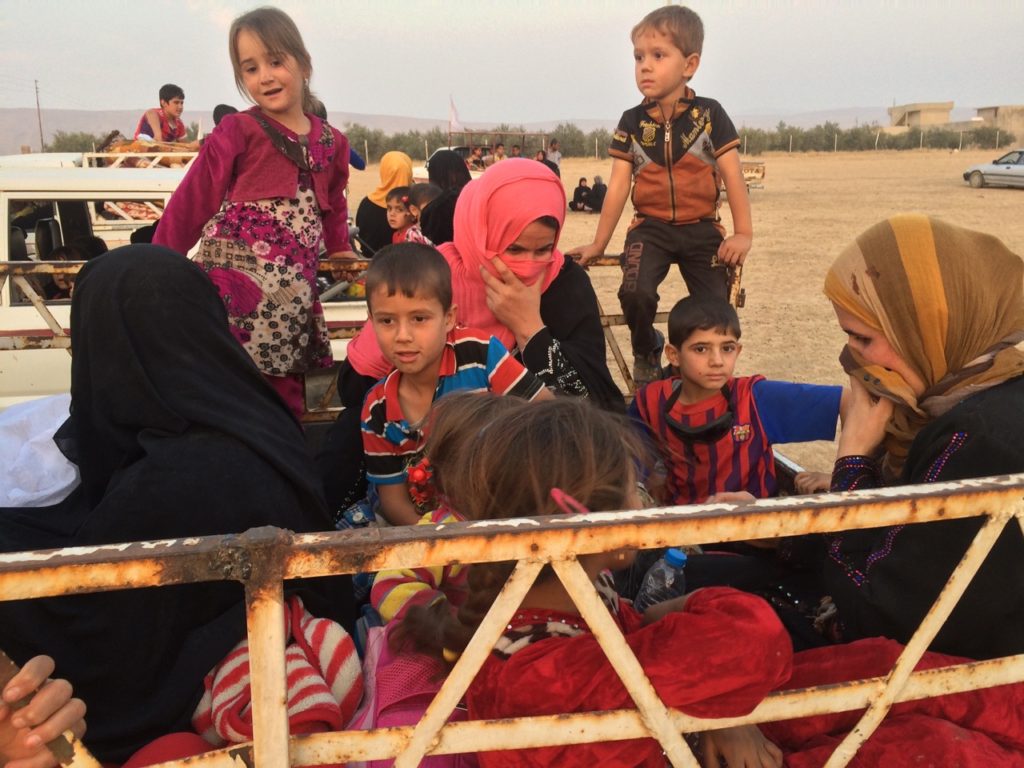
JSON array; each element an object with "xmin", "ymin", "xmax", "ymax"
[{"xmin": 825, "ymin": 214, "xmax": 1024, "ymax": 478}]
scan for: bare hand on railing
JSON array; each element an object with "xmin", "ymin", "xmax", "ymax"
[
  {"xmin": 0, "ymin": 656, "xmax": 85, "ymax": 768},
  {"xmin": 565, "ymin": 242, "xmax": 602, "ymax": 268},
  {"xmin": 794, "ymin": 471, "xmax": 831, "ymax": 495},
  {"xmin": 699, "ymin": 725, "xmax": 783, "ymax": 768},
  {"xmin": 836, "ymin": 375, "xmax": 894, "ymax": 459},
  {"xmin": 717, "ymin": 233, "xmax": 752, "ymax": 266}
]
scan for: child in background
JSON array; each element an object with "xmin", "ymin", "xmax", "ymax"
[
  {"xmin": 385, "ymin": 187, "xmax": 415, "ymax": 243},
  {"xmin": 396, "ymin": 398, "xmax": 790, "ymax": 768},
  {"xmin": 406, "ymin": 183, "xmax": 442, "ymax": 245},
  {"xmin": 371, "ymin": 393, "xmax": 527, "ymax": 624},
  {"xmin": 361, "ymin": 244, "xmax": 551, "ymax": 526},
  {"xmin": 385, "ymin": 187, "xmax": 430, "ymax": 245},
  {"xmin": 135, "ymin": 83, "xmax": 190, "ymax": 144},
  {"xmin": 569, "ymin": 5, "xmax": 753, "ymax": 388},
  {"xmin": 154, "ymin": 7, "xmax": 354, "ymax": 419},
  {"xmin": 631, "ymin": 296, "xmax": 847, "ymax": 505}
]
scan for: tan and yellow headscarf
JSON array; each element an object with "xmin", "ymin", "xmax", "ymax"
[
  {"xmin": 825, "ymin": 214, "xmax": 1024, "ymax": 479},
  {"xmin": 367, "ymin": 151, "xmax": 413, "ymax": 207}
]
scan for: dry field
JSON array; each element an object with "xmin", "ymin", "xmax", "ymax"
[{"xmin": 347, "ymin": 149, "xmax": 1024, "ymax": 472}]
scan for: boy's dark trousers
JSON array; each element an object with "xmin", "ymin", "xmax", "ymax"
[{"xmin": 618, "ymin": 218, "xmax": 730, "ymax": 356}]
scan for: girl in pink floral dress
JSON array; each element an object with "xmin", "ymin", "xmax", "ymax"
[{"xmin": 155, "ymin": 7, "xmax": 353, "ymax": 418}]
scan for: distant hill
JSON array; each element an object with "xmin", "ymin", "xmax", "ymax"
[{"xmin": 0, "ymin": 106, "xmax": 978, "ymax": 155}]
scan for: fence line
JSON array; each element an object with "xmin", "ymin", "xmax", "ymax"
[{"xmin": 1, "ymin": 475, "xmax": 1023, "ymax": 766}]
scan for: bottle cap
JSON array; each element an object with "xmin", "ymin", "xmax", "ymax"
[{"xmin": 665, "ymin": 548, "xmax": 687, "ymax": 568}]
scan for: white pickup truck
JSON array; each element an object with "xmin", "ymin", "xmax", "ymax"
[{"xmin": 0, "ymin": 160, "xmax": 367, "ymax": 411}]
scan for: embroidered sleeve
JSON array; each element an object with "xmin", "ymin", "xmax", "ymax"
[
  {"xmin": 519, "ymin": 328, "xmax": 589, "ymax": 398},
  {"xmin": 922, "ymin": 431, "xmax": 968, "ymax": 482},
  {"xmin": 831, "ymin": 455, "xmax": 882, "ymax": 491}
]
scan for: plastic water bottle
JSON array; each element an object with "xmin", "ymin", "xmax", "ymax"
[{"xmin": 634, "ymin": 548, "xmax": 688, "ymax": 612}]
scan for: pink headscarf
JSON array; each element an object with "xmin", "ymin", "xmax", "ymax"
[
  {"xmin": 439, "ymin": 158, "xmax": 566, "ymax": 348},
  {"xmin": 346, "ymin": 159, "xmax": 566, "ymax": 377}
]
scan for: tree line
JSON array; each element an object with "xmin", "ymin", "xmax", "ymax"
[{"xmin": 43, "ymin": 119, "xmax": 1014, "ymax": 158}]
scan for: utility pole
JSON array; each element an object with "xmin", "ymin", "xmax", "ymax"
[{"xmin": 34, "ymin": 80, "xmax": 44, "ymax": 152}]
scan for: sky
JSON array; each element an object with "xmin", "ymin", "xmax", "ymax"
[{"xmin": 0, "ymin": 0, "xmax": 1022, "ymax": 126}]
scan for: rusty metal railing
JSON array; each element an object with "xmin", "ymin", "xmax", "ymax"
[{"xmin": 1, "ymin": 474, "xmax": 1023, "ymax": 767}]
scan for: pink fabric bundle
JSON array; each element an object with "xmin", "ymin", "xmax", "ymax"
[
  {"xmin": 346, "ymin": 159, "xmax": 567, "ymax": 376},
  {"xmin": 192, "ymin": 595, "xmax": 363, "ymax": 746}
]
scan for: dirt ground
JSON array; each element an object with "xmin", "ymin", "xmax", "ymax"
[{"xmin": 347, "ymin": 149, "xmax": 1024, "ymax": 472}]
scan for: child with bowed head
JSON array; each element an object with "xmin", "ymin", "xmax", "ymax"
[{"xmin": 154, "ymin": 6, "xmax": 354, "ymax": 418}]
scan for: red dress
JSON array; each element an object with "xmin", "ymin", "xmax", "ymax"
[
  {"xmin": 467, "ymin": 587, "xmax": 792, "ymax": 768},
  {"xmin": 468, "ymin": 589, "xmax": 1024, "ymax": 767}
]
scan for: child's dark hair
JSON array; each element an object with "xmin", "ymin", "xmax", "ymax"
[
  {"xmin": 365, "ymin": 243, "xmax": 452, "ymax": 312},
  {"xmin": 69, "ymin": 235, "xmax": 109, "ymax": 261},
  {"xmin": 395, "ymin": 398, "xmax": 647, "ymax": 661},
  {"xmin": 632, "ymin": 5, "xmax": 704, "ymax": 56},
  {"xmin": 229, "ymin": 7, "xmax": 317, "ymax": 114},
  {"xmin": 667, "ymin": 296, "xmax": 740, "ymax": 347},
  {"xmin": 408, "ymin": 183, "xmax": 442, "ymax": 210},
  {"xmin": 385, "ymin": 186, "xmax": 410, "ymax": 206},
  {"xmin": 159, "ymin": 84, "xmax": 184, "ymax": 103}
]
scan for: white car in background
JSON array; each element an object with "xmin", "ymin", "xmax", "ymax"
[{"xmin": 963, "ymin": 149, "xmax": 1024, "ymax": 189}]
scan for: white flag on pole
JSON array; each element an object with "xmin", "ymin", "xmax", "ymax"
[{"xmin": 449, "ymin": 95, "xmax": 463, "ymax": 132}]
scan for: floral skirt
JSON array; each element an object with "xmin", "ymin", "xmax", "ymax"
[{"xmin": 194, "ymin": 189, "xmax": 332, "ymax": 376}]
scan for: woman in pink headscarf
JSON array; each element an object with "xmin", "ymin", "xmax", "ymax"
[{"xmin": 319, "ymin": 160, "xmax": 622, "ymax": 517}]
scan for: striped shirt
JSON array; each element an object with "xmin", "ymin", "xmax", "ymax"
[
  {"xmin": 371, "ymin": 506, "xmax": 468, "ymax": 623},
  {"xmin": 631, "ymin": 376, "xmax": 841, "ymax": 504},
  {"xmin": 361, "ymin": 327, "xmax": 546, "ymax": 486}
]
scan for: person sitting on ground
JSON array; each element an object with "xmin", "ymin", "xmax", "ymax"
[
  {"xmin": 0, "ymin": 245, "xmax": 356, "ymax": 764},
  {"xmin": 569, "ymin": 177, "xmax": 591, "ymax": 212},
  {"xmin": 405, "ymin": 183, "xmax": 442, "ymax": 246},
  {"xmin": 360, "ymin": 243, "xmax": 551, "ymax": 526},
  {"xmin": 631, "ymin": 296, "xmax": 847, "ymax": 506},
  {"xmin": 821, "ymin": 213, "xmax": 1024, "ymax": 661},
  {"xmin": 0, "ymin": 654, "xmax": 86, "ymax": 768},
  {"xmin": 356, "ymin": 151, "xmax": 413, "ymax": 255},
  {"xmin": 134, "ymin": 83, "xmax": 199, "ymax": 149},
  {"xmin": 587, "ymin": 174, "xmax": 607, "ymax": 212},
  {"xmin": 421, "ymin": 149, "xmax": 472, "ymax": 246}
]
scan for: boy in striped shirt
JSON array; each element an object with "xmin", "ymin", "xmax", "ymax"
[
  {"xmin": 360, "ymin": 243, "xmax": 551, "ymax": 525},
  {"xmin": 631, "ymin": 296, "xmax": 847, "ymax": 504}
]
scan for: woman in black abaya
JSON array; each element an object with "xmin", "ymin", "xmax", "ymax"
[{"xmin": 0, "ymin": 245, "xmax": 354, "ymax": 763}]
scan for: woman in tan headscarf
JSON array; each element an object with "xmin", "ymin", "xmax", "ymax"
[
  {"xmin": 354, "ymin": 151, "xmax": 413, "ymax": 254},
  {"xmin": 821, "ymin": 213, "xmax": 1024, "ymax": 660}
]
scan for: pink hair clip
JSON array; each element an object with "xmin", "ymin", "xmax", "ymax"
[{"xmin": 550, "ymin": 487, "xmax": 592, "ymax": 516}]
